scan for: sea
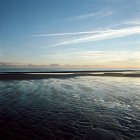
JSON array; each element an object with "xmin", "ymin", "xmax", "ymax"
[
  {"xmin": 0, "ymin": 67, "xmax": 140, "ymax": 72},
  {"xmin": 0, "ymin": 67, "xmax": 140, "ymax": 140}
]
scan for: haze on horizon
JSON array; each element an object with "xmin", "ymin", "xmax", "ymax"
[{"xmin": 0, "ymin": 0, "xmax": 140, "ymax": 69}]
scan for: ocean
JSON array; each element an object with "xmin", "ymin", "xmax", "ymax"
[
  {"xmin": 0, "ymin": 67, "xmax": 140, "ymax": 72},
  {"xmin": 0, "ymin": 67, "xmax": 140, "ymax": 139}
]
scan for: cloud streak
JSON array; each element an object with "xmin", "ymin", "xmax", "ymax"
[
  {"xmin": 62, "ymin": 10, "xmax": 112, "ymax": 21},
  {"xmin": 33, "ymin": 9, "xmax": 113, "ymax": 28},
  {"xmin": 32, "ymin": 30, "xmax": 105, "ymax": 37},
  {"xmin": 32, "ymin": 18, "xmax": 140, "ymax": 38},
  {"xmin": 45, "ymin": 50, "xmax": 140, "ymax": 67},
  {"xmin": 112, "ymin": 19, "xmax": 140, "ymax": 28},
  {"xmin": 48, "ymin": 26, "xmax": 140, "ymax": 47}
]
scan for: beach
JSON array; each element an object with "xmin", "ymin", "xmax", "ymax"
[
  {"xmin": 1, "ymin": 0, "xmax": 140, "ymax": 139},
  {"xmin": 0, "ymin": 71, "xmax": 140, "ymax": 140},
  {"xmin": 0, "ymin": 70, "xmax": 140, "ymax": 80}
]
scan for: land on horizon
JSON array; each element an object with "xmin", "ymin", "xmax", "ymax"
[{"xmin": 0, "ymin": 70, "xmax": 140, "ymax": 80}]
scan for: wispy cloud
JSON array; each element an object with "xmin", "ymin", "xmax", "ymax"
[
  {"xmin": 32, "ymin": 18, "xmax": 140, "ymax": 38},
  {"xmin": 124, "ymin": 19, "xmax": 140, "ymax": 26},
  {"xmin": 116, "ymin": 41, "xmax": 140, "ymax": 45},
  {"xmin": 62, "ymin": 10, "xmax": 112, "ymax": 21},
  {"xmin": 47, "ymin": 26, "xmax": 140, "ymax": 47},
  {"xmin": 44, "ymin": 9, "xmax": 113, "ymax": 25},
  {"xmin": 45, "ymin": 50, "xmax": 140, "ymax": 66},
  {"xmin": 112, "ymin": 19, "xmax": 140, "ymax": 28},
  {"xmin": 31, "ymin": 30, "xmax": 105, "ymax": 37}
]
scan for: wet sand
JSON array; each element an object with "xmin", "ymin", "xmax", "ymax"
[
  {"xmin": 0, "ymin": 71, "xmax": 140, "ymax": 140},
  {"xmin": 0, "ymin": 70, "xmax": 140, "ymax": 80}
]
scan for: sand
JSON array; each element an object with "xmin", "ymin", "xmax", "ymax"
[
  {"xmin": 1, "ymin": 74, "xmax": 139, "ymax": 140},
  {"xmin": 0, "ymin": 70, "xmax": 140, "ymax": 80}
]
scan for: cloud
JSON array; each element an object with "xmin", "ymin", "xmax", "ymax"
[
  {"xmin": 62, "ymin": 10, "xmax": 112, "ymax": 21},
  {"xmin": 39, "ymin": 9, "xmax": 113, "ymax": 26},
  {"xmin": 0, "ymin": 62, "xmax": 18, "ymax": 65},
  {"xmin": 31, "ymin": 18, "xmax": 140, "ymax": 38},
  {"xmin": 124, "ymin": 20, "xmax": 140, "ymax": 26},
  {"xmin": 44, "ymin": 50, "xmax": 140, "ymax": 67},
  {"xmin": 47, "ymin": 26, "xmax": 140, "ymax": 47},
  {"xmin": 31, "ymin": 30, "xmax": 104, "ymax": 37},
  {"xmin": 76, "ymin": 51, "xmax": 140, "ymax": 61},
  {"xmin": 112, "ymin": 19, "xmax": 140, "ymax": 28}
]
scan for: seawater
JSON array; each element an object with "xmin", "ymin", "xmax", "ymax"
[
  {"xmin": 0, "ymin": 67, "xmax": 140, "ymax": 72},
  {"xmin": 0, "ymin": 76, "xmax": 140, "ymax": 140}
]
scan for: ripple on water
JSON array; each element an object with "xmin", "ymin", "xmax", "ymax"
[{"xmin": 0, "ymin": 76, "xmax": 140, "ymax": 140}]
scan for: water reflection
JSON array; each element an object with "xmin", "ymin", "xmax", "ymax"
[{"xmin": 0, "ymin": 76, "xmax": 140, "ymax": 139}]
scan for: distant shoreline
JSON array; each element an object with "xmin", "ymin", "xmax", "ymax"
[
  {"xmin": 0, "ymin": 69, "xmax": 139, "ymax": 73},
  {"xmin": 0, "ymin": 70, "xmax": 140, "ymax": 80}
]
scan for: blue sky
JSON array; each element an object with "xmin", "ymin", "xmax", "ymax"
[{"xmin": 0, "ymin": 0, "xmax": 140, "ymax": 68}]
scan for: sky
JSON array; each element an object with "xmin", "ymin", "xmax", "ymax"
[{"xmin": 0, "ymin": 0, "xmax": 140, "ymax": 68}]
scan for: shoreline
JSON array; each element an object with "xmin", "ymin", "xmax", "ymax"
[{"xmin": 0, "ymin": 70, "xmax": 140, "ymax": 80}]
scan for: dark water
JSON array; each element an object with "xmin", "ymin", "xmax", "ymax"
[
  {"xmin": 0, "ymin": 67, "xmax": 103, "ymax": 72},
  {"xmin": 0, "ymin": 76, "xmax": 140, "ymax": 140},
  {"xmin": 0, "ymin": 67, "xmax": 139, "ymax": 72}
]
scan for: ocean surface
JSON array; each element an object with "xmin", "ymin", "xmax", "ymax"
[
  {"xmin": 0, "ymin": 75, "xmax": 140, "ymax": 140},
  {"xmin": 0, "ymin": 67, "xmax": 140, "ymax": 72}
]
